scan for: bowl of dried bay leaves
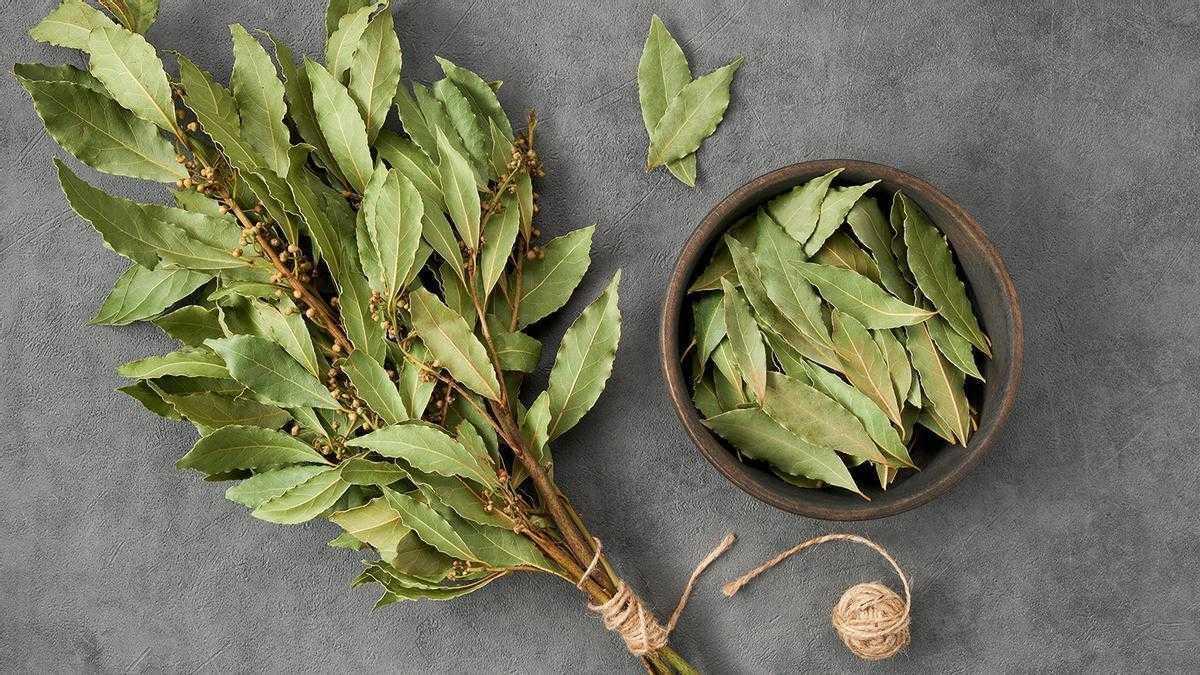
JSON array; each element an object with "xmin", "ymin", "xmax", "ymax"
[{"xmin": 661, "ymin": 160, "xmax": 1022, "ymax": 520}]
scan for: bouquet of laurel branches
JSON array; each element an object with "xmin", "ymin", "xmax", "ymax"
[{"xmin": 18, "ymin": 1, "xmax": 699, "ymax": 671}]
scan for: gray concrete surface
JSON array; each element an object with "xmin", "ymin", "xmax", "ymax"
[{"xmin": 3, "ymin": 0, "xmax": 1199, "ymax": 672}]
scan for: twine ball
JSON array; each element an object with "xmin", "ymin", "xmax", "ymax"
[{"xmin": 830, "ymin": 581, "xmax": 911, "ymax": 661}]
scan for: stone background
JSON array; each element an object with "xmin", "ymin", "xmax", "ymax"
[{"xmin": 3, "ymin": 0, "xmax": 1199, "ymax": 672}]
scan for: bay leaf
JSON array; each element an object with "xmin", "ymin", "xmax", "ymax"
[
  {"xmin": 687, "ymin": 241, "xmax": 736, "ymax": 293},
  {"xmin": 86, "ymin": 26, "xmax": 176, "ymax": 132},
  {"xmin": 847, "ymin": 196, "xmax": 913, "ymax": 302},
  {"xmin": 206, "ymin": 335, "xmax": 340, "ymax": 409},
  {"xmin": 153, "ymin": 305, "xmax": 224, "ymax": 346},
  {"xmin": 928, "ymin": 316, "xmax": 984, "ymax": 381},
  {"xmin": 118, "ymin": 381, "xmax": 180, "ymax": 420},
  {"xmin": 637, "ymin": 15, "xmax": 698, "ymax": 187},
  {"xmin": 325, "ymin": 0, "xmax": 377, "ymax": 35},
  {"xmin": 765, "ymin": 169, "xmax": 841, "ymax": 245},
  {"xmin": 376, "ymin": 130, "xmax": 443, "ymax": 208},
  {"xmin": 95, "ymin": 0, "xmax": 157, "ymax": 33},
  {"xmin": 492, "ymin": 326, "xmax": 542, "ymax": 373},
  {"xmin": 546, "ymin": 271, "xmax": 621, "ymax": 440},
  {"xmin": 329, "ymin": 496, "xmax": 410, "ymax": 557},
  {"xmin": 421, "ymin": 200, "xmax": 464, "ymax": 281},
  {"xmin": 801, "ymin": 361, "xmax": 914, "ymax": 467},
  {"xmin": 382, "ymin": 488, "xmax": 478, "ymax": 561},
  {"xmin": 225, "ymin": 464, "xmax": 330, "ymax": 508},
  {"xmin": 347, "ymin": 423, "xmax": 499, "ymax": 490},
  {"xmin": 408, "ymin": 466, "xmax": 514, "ymax": 530},
  {"xmin": 117, "ymin": 347, "xmax": 228, "ymax": 379},
  {"xmin": 253, "ymin": 468, "xmax": 349, "ymax": 524},
  {"xmin": 178, "ymin": 425, "xmax": 330, "ymax": 475},
  {"xmin": 393, "ymin": 82, "xmax": 438, "ymax": 162},
  {"xmin": 306, "ymin": 58, "xmax": 374, "ymax": 192},
  {"xmin": 30, "ymin": 0, "xmax": 119, "ymax": 51},
  {"xmin": 692, "ymin": 376, "xmax": 722, "ymax": 418},
  {"xmin": 710, "ymin": 340, "xmax": 748, "ymax": 408},
  {"xmin": 704, "ymin": 407, "xmax": 860, "ymax": 495},
  {"xmin": 900, "ymin": 193, "xmax": 991, "ymax": 355},
  {"xmin": 751, "ymin": 219, "xmax": 834, "ymax": 350},
  {"xmin": 761, "ymin": 372, "xmax": 890, "ymax": 465},
  {"xmin": 814, "ymin": 231, "xmax": 882, "ymax": 284},
  {"xmin": 339, "ymin": 456, "xmax": 410, "ymax": 486},
  {"xmin": 342, "ymin": 351, "xmax": 409, "ymax": 425},
  {"xmin": 436, "ymin": 127, "xmax": 482, "ymax": 250},
  {"xmin": 905, "ymin": 321, "xmax": 971, "ymax": 444},
  {"xmin": 436, "ymin": 56, "xmax": 512, "ymax": 140},
  {"xmin": 918, "ymin": 408, "xmax": 958, "ymax": 445},
  {"xmin": 408, "ymin": 287, "xmax": 501, "ymax": 401},
  {"xmin": 241, "ymin": 297, "xmax": 321, "ymax": 378},
  {"xmin": 348, "ymin": 7, "xmax": 402, "ymax": 140},
  {"xmin": 479, "ymin": 196, "xmax": 520, "ymax": 298},
  {"xmin": 13, "ymin": 62, "xmax": 106, "ymax": 93},
  {"xmin": 433, "ymin": 78, "xmax": 490, "ymax": 175},
  {"xmin": 270, "ymin": 36, "xmax": 342, "ymax": 183},
  {"xmin": 445, "ymin": 510, "xmax": 556, "ymax": 573},
  {"xmin": 325, "ymin": 1, "xmax": 378, "ymax": 79},
  {"xmin": 177, "ymin": 55, "xmax": 262, "ymax": 172},
  {"xmin": 646, "ymin": 57, "xmax": 743, "ymax": 169},
  {"xmin": 874, "ymin": 328, "xmax": 914, "ymax": 406},
  {"xmin": 793, "ymin": 261, "xmax": 935, "ymax": 329},
  {"xmin": 162, "ymin": 391, "xmax": 291, "ymax": 431},
  {"xmin": 805, "ymin": 180, "xmax": 880, "ymax": 256},
  {"xmin": 363, "ymin": 167, "xmax": 424, "ymax": 299},
  {"xmin": 396, "ymin": 340, "xmax": 436, "ymax": 419},
  {"xmin": 691, "ymin": 292, "xmax": 726, "ymax": 368},
  {"xmin": 519, "ymin": 391, "xmax": 552, "ymax": 473},
  {"xmin": 517, "ymin": 225, "xmax": 593, "ymax": 327},
  {"xmin": 830, "ymin": 310, "xmax": 902, "ymax": 426},
  {"xmin": 17, "ymin": 75, "xmax": 184, "ymax": 182},
  {"xmin": 91, "ymin": 265, "xmax": 209, "ymax": 326},
  {"xmin": 721, "ymin": 278, "xmax": 766, "ymax": 402},
  {"xmin": 230, "ymin": 24, "xmax": 290, "ymax": 176}
]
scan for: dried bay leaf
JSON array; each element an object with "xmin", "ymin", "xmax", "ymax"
[
  {"xmin": 408, "ymin": 288, "xmax": 501, "ymax": 401},
  {"xmin": 162, "ymin": 391, "xmax": 292, "ymax": 431},
  {"xmin": 329, "ymin": 496, "xmax": 411, "ymax": 557},
  {"xmin": 517, "ymin": 226, "xmax": 593, "ymax": 328},
  {"xmin": 230, "ymin": 25, "xmax": 291, "ymax": 176},
  {"xmin": 830, "ymin": 310, "xmax": 902, "ymax": 426},
  {"xmin": 874, "ymin": 328, "xmax": 914, "ymax": 406},
  {"xmin": 646, "ymin": 57, "xmax": 743, "ymax": 170},
  {"xmin": 900, "ymin": 193, "xmax": 990, "ymax": 355},
  {"xmin": 721, "ymin": 278, "xmax": 766, "ymax": 402},
  {"xmin": 752, "ymin": 217, "xmax": 834, "ymax": 350},
  {"xmin": 153, "ymin": 305, "xmax": 224, "ymax": 346},
  {"xmin": 307, "ymin": 59, "xmax": 374, "ymax": 192},
  {"xmin": 178, "ymin": 425, "xmax": 331, "ymax": 475},
  {"xmin": 491, "ymin": 326, "xmax": 542, "ymax": 374},
  {"xmin": 225, "ymin": 464, "xmax": 331, "ymax": 508},
  {"xmin": 801, "ymin": 361, "xmax": 913, "ymax": 468},
  {"xmin": 437, "ymin": 57, "xmax": 511, "ymax": 140},
  {"xmin": 637, "ymin": 15, "xmax": 699, "ymax": 187},
  {"xmin": 30, "ymin": 0, "xmax": 119, "ymax": 51},
  {"xmin": 382, "ymin": 488, "xmax": 478, "ymax": 562},
  {"xmin": 793, "ymin": 261, "xmax": 935, "ymax": 329},
  {"xmin": 761, "ymin": 372, "xmax": 891, "ymax": 466},
  {"xmin": 342, "ymin": 351, "xmax": 409, "ymax": 425},
  {"xmin": 433, "ymin": 78, "xmax": 491, "ymax": 176},
  {"xmin": 928, "ymin": 316, "xmax": 984, "ymax": 381},
  {"xmin": 479, "ymin": 196, "xmax": 521, "ymax": 298},
  {"xmin": 363, "ymin": 166, "xmax": 424, "ymax": 300},
  {"xmin": 253, "ymin": 468, "xmax": 349, "ymax": 524},
  {"xmin": 325, "ymin": 1, "xmax": 379, "ymax": 79},
  {"xmin": 91, "ymin": 265, "xmax": 210, "ymax": 326},
  {"xmin": 704, "ymin": 407, "xmax": 861, "ymax": 496},
  {"xmin": 339, "ymin": 456, "xmax": 410, "ymax": 486},
  {"xmin": 349, "ymin": 7, "xmax": 402, "ymax": 141},
  {"xmin": 905, "ymin": 321, "xmax": 971, "ymax": 444},
  {"xmin": 805, "ymin": 181, "xmax": 880, "ymax": 256},
  {"xmin": 846, "ymin": 196, "xmax": 913, "ymax": 302},
  {"xmin": 546, "ymin": 272, "xmax": 621, "ymax": 440},
  {"xmin": 117, "ymin": 347, "xmax": 229, "ymax": 379},
  {"xmin": 206, "ymin": 335, "xmax": 340, "ymax": 409},
  {"xmin": 348, "ymin": 423, "xmax": 499, "ymax": 490},
  {"xmin": 766, "ymin": 169, "xmax": 840, "ymax": 245},
  {"xmin": 691, "ymin": 292, "xmax": 726, "ymax": 369},
  {"xmin": 436, "ymin": 128, "xmax": 482, "ymax": 249},
  {"xmin": 177, "ymin": 55, "xmax": 263, "ymax": 172},
  {"xmin": 814, "ymin": 231, "xmax": 882, "ymax": 284},
  {"xmin": 86, "ymin": 26, "xmax": 176, "ymax": 133}
]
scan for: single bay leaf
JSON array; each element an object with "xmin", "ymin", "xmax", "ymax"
[
  {"xmin": 874, "ymin": 328, "xmax": 914, "ymax": 405},
  {"xmin": 814, "ymin": 231, "xmax": 882, "ymax": 284},
  {"xmin": 901, "ymin": 194, "xmax": 991, "ymax": 355},
  {"xmin": 721, "ymin": 278, "xmax": 766, "ymax": 402},
  {"xmin": 518, "ymin": 391, "xmax": 552, "ymax": 473},
  {"xmin": 91, "ymin": 265, "xmax": 209, "ymax": 326},
  {"xmin": 163, "ymin": 391, "xmax": 291, "ymax": 431},
  {"xmin": 117, "ymin": 347, "xmax": 228, "ymax": 379},
  {"xmin": 691, "ymin": 292, "xmax": 726, "ymax": 368},
  {"xmin": 704, "ymin": 407, "xmax": 860, "ymax": 495},
  {"xmin": 325, "ymin": 1, "xmax": 378, "ymax": 79},
  {"xmin": 646, "ymin": 57, "xmax": 743, "ymax": 169},
  {"xmin": 793, "ymin": 261, "xmax": 935, "ymax": 329},
  {"xmin": 805, "ymin": 180, "xmax": 880, "ymax": 256},
  {"xmin": 340, "ymin": 456, "xmax": 410, "ymax": 486},
  {"xmin": 364, "ymin": 168, "xmax": 424, "ymax": 299},
  {"xmin": 230, "ymin": 24, "xmax": 291, "ymax": 176},
  {"xmin": 928, "ymin": 316, "xmax": 984, "ymax": 381},
  {"xmin": 178, "ymin": 425, "xmax": 330, "ymax": 475},
  {"xmin": 241, "ymin": 298, "xmax": 321, "ymax": 378},
  {"xmin": 347, "ymin": 423, "xmax": 499, "ymax": 490},
  {"xmin": 692, "ymin": 376, "xmax": 722, "ymax": 418},
  {"xmin": 408, "ymin": 288, "xmax": 501, "ymax": 401},
  {"xmin": 433, "ymin": 78, "xmax": 490, "ymax": 175},
  {"xmin": 918, "ymin": 408, "xmax": 958, "ymax": 445},
  {"xmin": 86, "ymin": 26, "xmax": 176, "ymax": 133},
  {"xmin": 420, "ymin": 200, "xmax": 465, "ymax": 281},
  {"xmin": 342, "ymin": 351, "xmax": 409, "ymax": 425},
  {"xmin": 436, "ymin": 127, "xmax": 482, "ymax": 249},
  {"xmin": 329, "ymin": 496, "xmax": 410, "ymax": 557},
  {"xmin": 396, "ymin": 340, "xmax": 437, "ymax": 419},
  {"xmin": 95, "ymin": 0, "xmax": 158, "ymax": 33},
  {"xmin": 306, "ymin": 59, "xmax": 374, "ymax": 192},
  {"xmin": 206, "ymin": 335, "xmax": 340, "ymax": 409},
  {"xmin": 118, "ymin": 381, "xmax": 180, "ymax": 420},
  {"xmin": 750, "ymin": 221, "xmax": 834, "ymax": 350},
  {"xmin": 687, "ymin": 241, "xmax": 736, "ymax": 293},
  {"xmin": 637, "ymin": 15, "xmax": 698, "ymax": 187},
  {"xmin": 30, "ymin": 0, "xmax": 119, "ymax": 51},
  {"xmin": 177, "ymin": 55, "xmax": 263, "ymax": 172},
  {"xmin": 225, "ymin": 464, "xmax": 330, "ymax": 508},
  {"xmin": 766, "ymin": 169, "xmax": 841, "ymax": 245},
  {"xmin": 905, "ymin": 321, "xmax": 971, "ymax": 445},
  {"xmin": 479, "ymin": 196, "xmax": 520, "ymax": 298},
  {"xmin": 847, "ymin": 196, "xmax": 913, "ymax": 302},
  {"xmin": 13, "ymin": 62, "xmax": 106, "ymax": 93},
  {"xmin": 253, "ymin": 468, "xmax": 349, "ymax": 524},
  {"xmin": 761, "ymin": 372, "xmax": 890, "ymax": 465},
  {"xmin": 517, "ymin": 226, "xmax": 594, "ymax": 328},
  {"xmin": 348, "ymin": 7, "xmax": 402, "ymax": 140},
  {"xmin": 393, "ymin": 82, "xmax": 438, "ymax": 162},
  {"xmin": 17, "ymin": 76, "xmax": 184, "ymax": 182},
  {"xmin": 153, "ymin": 305, "xmax": 224, "ymax": 346},
  {"xmin": 382, "ymin": 488, "xmax": 478, "ymax": 562},
  {"xmin": 546, "ymin": 271, "xmax": 621, "ymax": 440},
  {"xmin": 710, "ymin": 340, "xmax": 748, "ymax": 408},
  {"xmin": 830, "ymin": 310, "xmax": 902, "ymax": 426},
  {"xmin": 801, "ymin": 361, "xmax": 914, "ymax": 467}
]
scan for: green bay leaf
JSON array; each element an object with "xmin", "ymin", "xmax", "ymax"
[
  {"xmin": 86, "ymin": 26, "xmax": 176, "ymax": 132},
  {"xmin": 30, "ymin": 0, "xmax": 119, "ymax": 51},
  {"xmin": 805, "ymin": 181, "xmax": 880, "ymax": 256},
  {"xmin": 517, "ymin": 226, "xmax": 593, "ymax": 328},
  {"xmin": 178, "ymin": 425, "xmax": 330, "ymax": 475},
  {"xmin": 230, "ymin": 24, "xmax": 290, "ymax": 176},
  {"xmin": 720, "ymin": 278, "xmax": 766, "ymax": 402},
  {"xmin": 349, "ymin": 7, "xmax": 402, "ymax": 140},
  {"xmin": 206, "ymin": 335, "xmax": 339, "ymax": 409},
  {"xmin": 766, "ymin": 169, "xmax": 841, "ymax": 245},
  {"xmin": 408, "ymin": 287, "xmax": 501, "ymax": 401},
  {"xmin": 342, "ymin": 351, "xmax": 409, "ymax": 425},
  {"xmin": 307, "ymin": 59, "xmax": 374, "ymax": 192},
  {"xmin": 117, "ymin": 347, "xmax": 228, "ymax": 379},
  {"xmin": 761, "ymin": 372, "xmax": 890, "ymax": 465},
  {"xmin": 794, "ymin": 261, "xmax": 935, "ymax": 329},
  {"xmin": 92, "ymin": 265, "xmax": 209, "ymax": 326},
  {"xmin": 347, "ymin": 423, "xmax": 498, "ymax": 490},
  {"xmin": 546, "ymin": 271, "xmax": 621, "ymax": 440},
  {"xmin": 830, "ymin": 310, "xmax": 902, "ymax": 426},
  {"xmin": 905, "ymin": 321, "xmax": 971, "ymax": 445},
  {"xmin": 225, "ymin": 464, "xmax": 330, "ymax": 508},
  {"xmin": 253, "ymin": 468, "xmax": 349, "ymax": 524}
]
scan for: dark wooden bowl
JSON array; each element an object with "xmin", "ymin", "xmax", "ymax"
[{"xmin": 660, "ymin": 160, "xmax": 1023, "ymax": 520}]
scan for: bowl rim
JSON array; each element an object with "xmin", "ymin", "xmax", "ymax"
[{"xmin": 659, "ymin": 159, "xmax": 1024, "ymax": 520}]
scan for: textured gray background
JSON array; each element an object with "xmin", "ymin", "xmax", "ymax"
[{"xmin": 3, "ymin": 0, "xmax": 1199, "ymax": 672}]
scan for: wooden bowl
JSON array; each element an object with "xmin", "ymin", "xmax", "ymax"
[{"xmin": 660, "ymin": 160, "xmax": 1023, "ymax": 520}]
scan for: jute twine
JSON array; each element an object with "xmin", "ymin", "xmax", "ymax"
[
  {"xmin": 723, "ymin": 533, "xmax": 912, "ymax": 661},
  {"xmin": 578, "ymin": 534, "xmax": 736, "ymax": 656}
]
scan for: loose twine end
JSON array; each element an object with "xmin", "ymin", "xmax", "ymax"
[{"xmin": 580, "ymin": 532, "xmax": 910, "ymax": 662}]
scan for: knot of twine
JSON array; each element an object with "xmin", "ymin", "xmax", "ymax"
[
  {"xmin": 723, "ymin": 533, "xmax": 911, "ymax": 661},
  {"xmin": 578, "ymin": 534, "xmax": 735, "ymax": 656}
]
